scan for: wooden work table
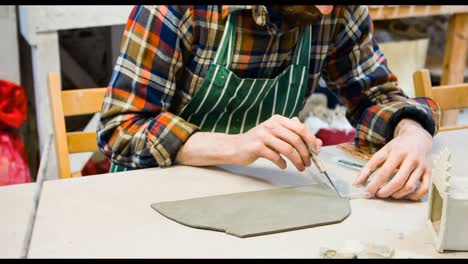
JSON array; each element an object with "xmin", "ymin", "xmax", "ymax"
[{"xmin": 18, "ymin": 129, "xmax": 466, "ymax": 258}]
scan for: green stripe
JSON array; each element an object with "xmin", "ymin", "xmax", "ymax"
[
  {"xmin": 214, "ymin": 14, "xmax": 237, "ymax": 66},
  {"xmin": 211, "ymin": 78, "xmax": 246, "ymax": 132},
  {"xmin": 185, "ymin": 66, "xmax": 221, "ymax": 123},
  {"xmin": 199, "ymin": 71, "xmax": 233, "ymax": 128}
]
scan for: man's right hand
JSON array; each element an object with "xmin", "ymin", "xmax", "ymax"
[{"xmin": 175, "ymin": 115, "xmax": 322, "ymax": 171}]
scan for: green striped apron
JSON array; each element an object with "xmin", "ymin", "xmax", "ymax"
[{"xmin": 110, "ymin": 13, "xmax": 312, "ymax": 173}]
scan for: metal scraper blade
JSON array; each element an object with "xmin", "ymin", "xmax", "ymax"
[{"xmin": 322, "ymin": 171, "xmax": 342, "ymax": 198}]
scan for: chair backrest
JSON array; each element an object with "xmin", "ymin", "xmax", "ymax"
[
  {"xmin": 48, "ymin": 72, "xmax": 107, "ymax": 178},
  {"xmin": 413, "ymin": 69, "xmax": 468, "ymax": 131}
]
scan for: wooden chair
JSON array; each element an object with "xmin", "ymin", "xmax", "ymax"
[
  {"xmin": 413, "ymin": 69, "xmax": 468, "ymax": 131},
  {"xmin": 48, "ymin": 72, "xmax": 107, "ymax": 178}
]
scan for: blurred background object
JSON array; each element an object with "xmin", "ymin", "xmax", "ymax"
[{"xmin": 0, "ymin": 80, "xmax": 31, "ymax": 186}]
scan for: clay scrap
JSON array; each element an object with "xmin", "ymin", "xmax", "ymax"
[
  {"xmin": 319, "ymin": 240, "xmax": 395, "ymax": 259},
  {"xmin": 151, "ymin": 185, "xmax": 351, "ymax": 238}
]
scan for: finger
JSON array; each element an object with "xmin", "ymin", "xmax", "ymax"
[
  {"xmin": 292, "ymin": 117, "xmax": 323, "ymax": 153},
  {"xmin": 353, "ymin": 147, "xmax": 388, "ymax": 186},
  {"xmin": 365, "ymin": 151, "xmax": 405, "ymax": 197},
  {"xmin": 277, "ymin": 116, "xmax": 322, "ymax": 153},
  {"xmin": 390, "ymin": 165, "xmax": 424, "ymax": 199},
  {"xmin": 264, "ymin": 134, "xmax": 306, "ymax": 172},
  {"xmin": 270, "ymin": 124, "xmax": 311, "ymax": 167},
  {"xmin": 258, "ymin": 145, "xmax": 287, "ymax": 170},
  {"xmin": 376, "ymin": 158, "xmax": 418, "ymax": 198},
  {"xmin": 405, "ymin": 170, "xmax": 431, "ymax": 201}
]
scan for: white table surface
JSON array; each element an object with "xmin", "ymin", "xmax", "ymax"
[
  {"xmin": 27, "ymin": 129, "xmax": 468, "ymax": 258},
  {"xmin": 0, "ymin": 183, "xmax": 36, "ymax": 258}
]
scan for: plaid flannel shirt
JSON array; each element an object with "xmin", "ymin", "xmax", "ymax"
[{"xmin": 97, "ymin": 5, "xmax": 440, "ymax": 168}]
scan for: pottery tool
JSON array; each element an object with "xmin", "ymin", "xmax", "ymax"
[
  {"xmin": 308, "ymin": 147, "xmax": 342, "ymax": 198},
  {"xmin": 336, "ymin": 159, "xmax": 364, "ymax": 171}
]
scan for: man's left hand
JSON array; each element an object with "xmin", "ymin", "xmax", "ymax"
[{"xmin": 353, "ymin": 119, "xmax": 433, "ymax": 201}]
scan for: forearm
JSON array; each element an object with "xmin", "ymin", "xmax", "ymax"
[{"xmin": 175, "ymin": 132, "xmax": 238, "ymax": 166}]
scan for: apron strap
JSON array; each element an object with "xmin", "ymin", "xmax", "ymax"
[
  {"xmin": 213, "ymin": 13, "xmax": 237, "ymax": 66},
  {"xmin": 292, "ymin": 24, "xmax": 312, "ymax": 68}
]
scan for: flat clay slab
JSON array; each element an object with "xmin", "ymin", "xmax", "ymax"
[{"xmin": 151, "ymin": 185, "xmax": 351, "ymax": 238}]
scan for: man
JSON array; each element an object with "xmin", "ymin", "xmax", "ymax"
[{"xmin": 97, "ymin": 5, "xmax": 440, "ymax": 201}]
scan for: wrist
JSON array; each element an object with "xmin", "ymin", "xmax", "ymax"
[
  {"xmin": 213, "ymin": 133, "xmax": 240, "ymax": 164},
  {"xmin": 394, "ymin": 118, "xmax": 430, "ymax": 139}
]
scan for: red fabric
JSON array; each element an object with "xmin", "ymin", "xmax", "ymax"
[
  {"xmin": 0, "ymin": 80, "xmax": 31, "ymax": 186},
  {"xmin": 316, "ymin": 128, "xmax": 355, "ymax": 146},
  {"xmin": 81, "ymin": 157, "xmax": 111, "ymax": 176},
  {"xmin": 0, "ymin": 80, "xmax": 27, "ymax": 130},
  {"xmin": 0, "ymin": 133, "xmax": 31, "ymax": 186}
]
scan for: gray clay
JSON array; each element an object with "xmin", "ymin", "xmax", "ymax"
[{"xmin": 151, "ymin": 184, "xmax": 351, "ymax": 238}]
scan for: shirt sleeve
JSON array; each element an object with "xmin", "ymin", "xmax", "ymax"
[
  {"xmin": 321, "ymin": 5, "xmax": 441, "ymax": 154},
  {"xmin": 97, "ymin": 5, "xmax": 199, "ymax": 168}
]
